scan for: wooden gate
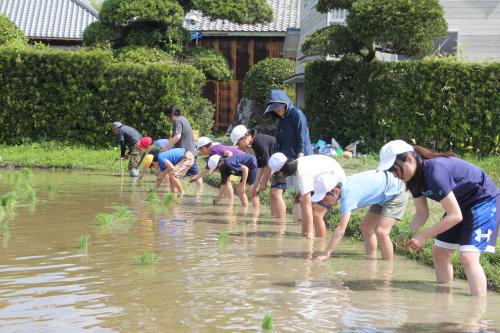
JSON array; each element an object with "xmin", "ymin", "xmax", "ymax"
[{"xmin": 198, "ymin": 36, "xmax": 285, "ymax": 130}]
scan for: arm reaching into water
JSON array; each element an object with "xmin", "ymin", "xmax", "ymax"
[
  {"xmin": 407, "ymin": 192, "xmax": 462, "ymax": 251},
  {"xmin": 156, "ymin": 161, "xmax": 174, "ymax": 189},
  {"xmin": 315, "ymin": 213, "xmax": 351, "ymax": 260}
]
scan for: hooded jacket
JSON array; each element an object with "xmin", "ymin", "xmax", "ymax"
[{"xmin": 266, "ymin": 89, "xmax": 314, "ymax": 159}]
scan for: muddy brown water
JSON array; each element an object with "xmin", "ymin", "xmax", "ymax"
[{"xmin": 0, "ymin": 170, "xmax": 499, "ymax": 332}]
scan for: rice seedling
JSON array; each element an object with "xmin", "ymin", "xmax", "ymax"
[
  {"xmin": 216, "ymin": 231, "xmax": 229, "ymax": 246},
  {"xmin": 0, "ymin": 206, "xmax": 4, "ymax": 222},
  {"xmin": 19, "ymin": 168, "xmax": 33, "ymax": 179},
  {"xmin": 77, "ymin": 234, "xmax": 90, "ymax": 249},
  {"xmin": 14, "ymin": 178, "xmax": 31, "ymax": 193},
  {"xmin": 113, "ymin": 206, "xmax": 135, "ymax": 221},
  {"xmin": 27, "ymin": 189, "xmax": 37, "ymax": 202},
  {"xmin": 48, "ymin": 183, "xmax": 56, "ymax": 193},
  {"xmin": 163, "ymin": 192, "xmax": 174, "ymax": 205},
  {"xmin": 95, "ymin": 206, "xmax": 135, "ymax": 227},
  {"xmin": 135, "ymin": 251, "xmax": 158, "ymax": 265},
  {"xmin": 146, "ymin": 190, "xmax": 159, "ymax": 203},
  {"xmin": 1, "ymin": 222, "xmax": 10, "ymax": 239},
  {"xmin": 1, "ymin": 191, "xmax": 17, "ymax": 209},
  {"xmin": 262, "ymin": 311, "xmax": 273, "ymax": 330},
  {"xmin": 95, "ymin": 213, "xmax": 115, "ymax": 226}
]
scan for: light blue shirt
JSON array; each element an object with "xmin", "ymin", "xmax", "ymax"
[
  {"xmin": 340, "ymin": 170, "xmax": 404, "ymax": 215},
  {"xmin": 158, "ymin": 148, "xmax": 185, "ymax": 171}
]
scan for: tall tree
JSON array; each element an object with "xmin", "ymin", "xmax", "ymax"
[
  {"xmin": 84, "ymin": 0, "xmax": 273, "ymax": 54},
  {"xmin": 302, "ymin": 0, "xmax": 448, "ymax": 62}
]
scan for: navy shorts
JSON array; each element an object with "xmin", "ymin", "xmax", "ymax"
[
  {"xmin": 315, "ymin": 199, "xmax": 333, "ymax": 210},
  {"xmin": 435, "ymin": 196, "xmax": 499, "ymax": 253},
  {"xmin": 184, "ymin": 157, "xmax": 199, "ymax": 177},
  {"xmin": 243, "ymin": 166, "xmax": 258, "ymax": 185},
  {"xmin": 270, "ymin": 174, "xmax": 288, "ymax": 191}
]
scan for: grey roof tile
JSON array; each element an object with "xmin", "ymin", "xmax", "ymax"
[
  {"xmin": 0, "ymin": 0, "xmax": 98, "ymax": 40},
  {"xmin": 184, "ymin": 0, "xmax": 300, "ymax": 34}
]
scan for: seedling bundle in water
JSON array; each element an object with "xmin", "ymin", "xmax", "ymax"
[
  {"xmin": 1, "ymin": 222, "xmax": 9, "ymax": 239},
  {"xmin": 0, "ymin": 192, "xmax": 16, "ymax": 209},
  {"xmin": 47, "ymin": 183, "xmax": 56, "ymax": 193},
  {"xmin": 95, "ymin": 206, "xmax": 136, "ymax": 229},
  {"xmin": 146, "ymin": 190, "xmax": 174, "ymax": 215},
  {"xmin": 216, "ymin": 231, "xmax": 229, "ymax": 246},
  {"xmin": 262, "ymin": 311, "xmax": 273, "ymax": 330},
  {"xmin": 135, "ymin": 251, "xmax": 158, "ymax": 265},
  {"xmin": 77, "ymin": 234, "xmax": 90, "ymax": 249},
  {"xmin": 0, "ymin": 170, "xmax": 37, "ymax": 211}
]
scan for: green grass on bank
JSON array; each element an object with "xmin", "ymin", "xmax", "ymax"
[
  {"xmin": 1, "ymin": 142, "xmax": 499, "ymax": 291},
  {"xmin": 0, "ymin": 142, "xmax": 119, "ymax": 170}
]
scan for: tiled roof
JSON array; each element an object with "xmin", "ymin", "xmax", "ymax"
[
  {"xmin": 184, "ymin": 0, "xmax": 300, "ymax": 34},
  {"xmin": 0, "ymin": 0, "xmax": 98, "ymax": 40}
]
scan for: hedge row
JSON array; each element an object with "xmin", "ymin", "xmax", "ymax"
[
  {"xmin": 304, "ymin": 58, "xmax": 500, "ymax": 155},
  {"xmin": 0, "ymin": 46, "xmax": 214, "ymax": 147}
]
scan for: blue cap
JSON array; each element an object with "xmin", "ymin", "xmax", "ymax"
[{"xmin": 264, "ymin": 102, "xmax": 286, "ymax": 114}]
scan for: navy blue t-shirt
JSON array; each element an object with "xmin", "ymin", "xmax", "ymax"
[
  {"xmin": 220, "ymin": 153, "xmax": 257, "ymax": 186},
  {"xmin": 410, "ymin": 157, "xmax": 499, "ymax": 210}
]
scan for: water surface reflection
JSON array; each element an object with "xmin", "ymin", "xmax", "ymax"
[{"xmin": 0, "ymin": 170, "xmax": 499, "ymax": 332}]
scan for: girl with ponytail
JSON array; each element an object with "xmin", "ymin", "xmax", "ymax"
[{"xmin": 378, "ymin": 140, "xmax": 499, "ymax": 296}]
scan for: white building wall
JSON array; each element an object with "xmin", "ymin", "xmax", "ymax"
[
  {"xmin": 441, "ymin": 0, "xmax": 500, "ymax": 60},
  {"xmin": 295, "ymin": 0, "xmax": 328, "ymax": 75}
]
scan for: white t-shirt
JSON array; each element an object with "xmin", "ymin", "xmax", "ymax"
[{"xmin": 296, "ymin": 155, "xmax": 346, "ymax": 195}]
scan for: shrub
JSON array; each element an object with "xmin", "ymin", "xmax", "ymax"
[
  {"xmin": 0, "ymin": 47, "xmax": 212, "ymax": 146},
  {"xmin": 243, "ymin": 57, "xmax": 295, "ymax": 103},
  {"xmin": 185, "ymin": 47, "xmax": 232, "ymax": 81},
  {"xmin": 113, "ymin": 46, "xmax": 173, "ymax": 64},
  {"xmin": 82, "ymin": 21, "xmax": 117, "ymax": 48},
  {"xmin": 120, "ymin": 23, "xmax": 188, "ymax": 56},
  {"xmin": 305, "ymin": 58, "xmax": 500, "ymax": 155},
  {"xmin": 0, "ymin": 15, "xmax": 28, "ymax": 46},
  {"xmin": 99, "ymin": 0, "xmax": 185, "ymax": 27}
]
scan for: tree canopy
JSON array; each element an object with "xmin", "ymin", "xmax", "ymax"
[
  {"xmin": 84, "ymin": 0, "xmax": 273, "ymax": 52},
  {"xmin": 0, "ymin": 15, "xmax": 28, "ymax": 46},
  {"xmin": 302, "ymin": 0, "xmax": 448, "ymax": 62},
  {"xmin": 83, "ymin": 0, "xmax": 273, "ymax": 80}
]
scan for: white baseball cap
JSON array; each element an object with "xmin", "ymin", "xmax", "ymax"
[
  {"xmin": 196, "ymin": 136, "xmax": 212, "ymax": 150},
  {"xmin": 311, "ymin": 173, "xmax": 342, "ymax": 203},
  {"xmin": 377, "ymin": 140, "xmax": 414, "ymax": 171},
  {"xmin": 268, "ymin": 152, "xmax": 288, "ymax": 174},
  {"xmin": 230, "ymin": 125, "xmax": 248, "ymax": 146},
  {"xmin": 207, "ymin": 154, "xmax": 221, "ymax": 173}
]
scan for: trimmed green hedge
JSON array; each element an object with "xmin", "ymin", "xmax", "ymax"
[
  {"xmin": 0, "ymin": 46, "xmax": 213, "ymax": 146},
  {"xmin": 305, "ymin": 58, "xmax": 500, "ymax": 155}
]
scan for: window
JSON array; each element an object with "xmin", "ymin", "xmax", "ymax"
[
  {"xmin": 327, "ymin": 8, "xmax": 348, "ymax": 26},
  {"xmin": 434, "ymin": 31, "xmax": 459, "ymax": 55}
]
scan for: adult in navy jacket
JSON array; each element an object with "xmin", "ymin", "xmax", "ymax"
[
  {"xmin": 264, "ymin": 89, "xmax": 314, "ymax": 159},
  {"xmin": 261, "ymin": 89, "xmax": 314, "ymax": 220}
]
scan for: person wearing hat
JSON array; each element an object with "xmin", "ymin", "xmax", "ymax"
[
  {"xmin": 112, "ymin": 122, "xmax": 144, "ymax": 177},
  {"xmin": 263, "ymin": 89, "xmax": 314, "ymax": 160},
  {"xmin": 231, "ymin": 125, "xmax": 287, "ymax": 218},
  {"xmin": 136, "ymin": 148, "xmax": 170, "ymax": 187},
  {"xmin": 207, "ymin": 153, "xmax": 259, "ymax": 207},
  {"xmin": 268, "ymin": 153, "xmax": 345, "ymax": 239},
  {"xmin": 155, "ymin": 147, "xmax": 194, "ymax": 192},
  {"xmin": 160, "ymin": 105, "xmax": 201, "ymax": 185},
  {"xmin": 377, "ymin": 140, "xmax": 499, "ymax": 296},
  {"xmin": 189, "ymin": 136, "xmax": 244, "ymax": 199},
  {"xmin": 313, "ymin": 169, "xmax": 408, "ymax": 261}
]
